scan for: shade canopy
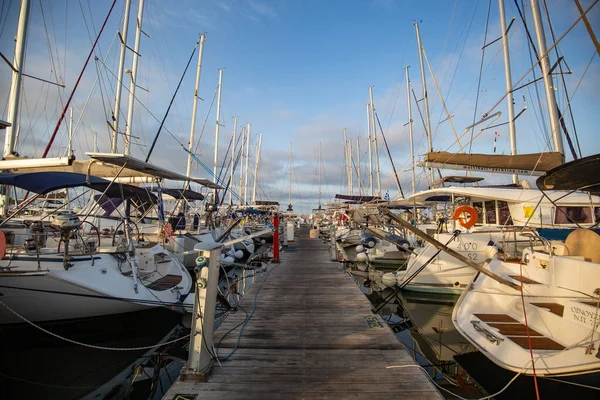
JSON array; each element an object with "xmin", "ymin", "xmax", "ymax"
[
  {"xmin": 536, "ymin": 154, "xmax": 600, "ymax": 193},
  {"xmin": 159, "ymin": 188, "xmax": 205, "ymax": 201},
  {"xmin": 0, "ymin": 172, "xmax": 156, "ymax": 203},
  {"xmin": 334, "ymin": 194, "xmax": 381, "ymax": 203}
]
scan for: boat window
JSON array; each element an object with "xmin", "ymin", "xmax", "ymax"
[
  {"xmin": 595, "ymin": 207, "xmax": 600, "ymax": 223},
  {"xmin": 554, "ymin": 206, "xmax": 593, "ymax": 224},
  {"xmin": 472, "ymin": 202, "xmax": 484, "ymax": 225},
  {"xmin": 485, "ymin": 200, "xmax": 497, "ymax": 224},
  {"xmin": 497, "ymin": 201, "xmax": 513, "ymax": 225}
]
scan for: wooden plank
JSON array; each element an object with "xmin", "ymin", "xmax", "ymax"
[
  {"xmin": 474, "ymin": 313, "xmax": 519, "ymax": 323},
  {"xmin": 531, "ymin": 302, "xmax": 565, "ymax": 317},
  {"xmin": 507, "ymin": 336, "xmax": 565, "ymax": 350},
  {"xmin": 487, "ymin": 322, "xmax": 543, "ymax": 336},
  {"xmin": 163, "ymin": 226, "xmax": 442, "ymax": 400}
]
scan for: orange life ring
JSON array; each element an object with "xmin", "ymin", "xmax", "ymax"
[{"xmin": 452, "ymin": 205, "xmax": 478, "ymax": 229}]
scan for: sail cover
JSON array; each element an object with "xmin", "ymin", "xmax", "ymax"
[{"xmin": 422, "ymin": 152, "xmax": 563, "ymax": 175}]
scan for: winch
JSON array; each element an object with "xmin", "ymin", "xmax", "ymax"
[{"xmin": 52, "ymin": 212, "xmax": 81, "ymax": 270}]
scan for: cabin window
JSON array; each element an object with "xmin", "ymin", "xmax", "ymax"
[
  {"xmin": 472, "ymin": 202, "xmax": 484, "ymax": 225},
  {"xmin": 497, "ymin": 201, "xmax": 513, "ymax": 225},
  {"xmin": 484, "ymin": 201, "xmax": 497, "ymax": 224},
  {"xmin": 554, "ymin": 206, "xmax": 592, "ymax": 224},
  {"xmin": 595, "ymin": 207, "xmax": 600, "ymax": 223}
]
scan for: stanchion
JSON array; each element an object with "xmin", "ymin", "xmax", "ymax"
[{"xmin": 273, "ymin": 213, "xmax": 280, "ymax": 263}]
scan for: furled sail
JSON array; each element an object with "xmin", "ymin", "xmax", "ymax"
[{"xmin": 420, "ymin": 151, "xmax": 563, "ymax": 176}]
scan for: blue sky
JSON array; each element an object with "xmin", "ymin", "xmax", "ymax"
[{"xmin": 0, "ymin": 0, "xmax": 598, "ymax": 215}]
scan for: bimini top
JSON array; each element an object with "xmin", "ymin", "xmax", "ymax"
[
  {"xmin": 406, "ymin": 186, "xmax": 598, "ymax": 205},
  {"xmin": 536, "ymin": 153, "xmax": 600, "ymax": 194},
  {"xmin": 0, "ymin": 172, "xmax": 156, "ymax": 202},
  {"xmin": 159, "ymin": 188, "xmax": 205, "ymax": 201},
  {"xmin": 334, "ymin": 194, "xmax": 380, "ymax": 203},
  {"xmin": 86, "ymin": 152, "xmax": 224, "ymax": 189}
]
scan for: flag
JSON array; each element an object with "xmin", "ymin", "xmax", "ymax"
[
  {"xmin": 384, "ymin": 190, "xmax": 390, "ymax": 204},
  {"xmin": 493, "ymin": 131, "xmax": 500, "ymax": 153}
]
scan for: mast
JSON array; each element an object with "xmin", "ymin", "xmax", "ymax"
[
  {"xmin": 186, "ymin": 33, "xmax": 206, "ymax": 177},
  {"xmin": 344, "ymin": 128, "xmax": 352, "ymax": 195},
  {"xmin": 405, "ymin": 67, "xmax": 416, "ymax": 195},
  {"xmin": 123, "ymin": 0, "xmax": 145, "ymax": 155},
  {"xmin": 4, "ymin": 0, "xmax": 31, "ymax": 158},
  {"xmin": 238, "ymin": 126, "xmax": 246, "ymax": 205},
  {"xmin": 213, "ymin": 69, "xmax": 223, "ymax": 196},
  {"xmin": 366, "ymin": 103, "xmax": 373, "ymax": 196},
  {"xmin": 111, "ymin": 0, "xmax": 132, "ymax": 153},
  {"xmin": 318, "ymin": 142, "xmax": 322, "ymax": 209},
  {"xmin": 356, "ymin": 137, "xmax": 362, "ymax": 196},
  {"xmin": 529, "ymin": 0, "xmax": 564, "ymax": 157},
  {"xmin": 251, "ymin": 133, "xmax": 262, "ymax": 205},
  {"xmin": 288, "ymin": 142, "xmax": 293, "ymax": 211},
  {"xmin": 499, "ymin": 0, "xmax": 518, "ymax": 184},
  {"xmin": 414, "ymin": 22, "xmax": 435, "ymax": 185},
  {"xmin": 229, "ymin": 117, "xmax": 238, "ymax": 205},
  {"xmin": 369, "ymin": 86, "xmax": 381, "ymax": 198},
  {"xmin": 244, "ymin": 123, "xmax": 252, "ymax": 204}
]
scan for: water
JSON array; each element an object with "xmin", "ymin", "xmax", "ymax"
[
  {"xmin": 0, "ymin": 262, "xmax": 259, "ymax": 399},
  {"xmin": 348, "ymin": 262, "xmax": 600, "ymax": 399}
]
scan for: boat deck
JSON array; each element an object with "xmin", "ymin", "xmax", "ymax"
[{"xmin": 163, "ymin": 226, "xmax": 442, "ymax": 399}]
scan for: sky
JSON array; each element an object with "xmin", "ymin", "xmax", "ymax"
[{"xmin": 0, "ymin": 0, "xmax": 599, "ymax": 215}]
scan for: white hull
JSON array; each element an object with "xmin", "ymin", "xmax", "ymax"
[
  {"xmin": 0, "ymin": 245, "xmax": 192, "ymax": 324},
  {"xmin": 453, "ymin": 237, "xmax": 600, "ymax": 376}
]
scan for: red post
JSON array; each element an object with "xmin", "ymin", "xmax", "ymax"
[{"xmin": 273, "ymin": 213, "xmax": 280, "ymax": 262}]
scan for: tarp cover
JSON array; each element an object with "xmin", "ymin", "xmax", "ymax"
[
  {"xmin": 536, "ymin": 153, "xmax": 600, "ymax": 193},
  {"xmin": 425, "ymin": 151, "xmax": 563, "ymax": 173}
]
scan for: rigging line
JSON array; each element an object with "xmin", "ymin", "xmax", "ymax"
[
  {"xmin": 192, "ymin": 86, "xmax": 218, "ymax": 155},
  {"xmin": 468, "ymin": 0, "xmax": 492, "ymax": 156},
  {"xmin": 46, "ymin": 0, "xmax": 63, "ymax": 85},
  {"xmin": 183, "ymin": 147, "xmax": 250, "ymax": 207},
  {"xmin": 94, "ymin": 56, "xmax": 177, "ymax": 139},
  {"xmin": 486, "ymin": 0, "xmax": 598, "ymax": 121},
  {"xmin": 375, "ymin": 112, "xmax": 404, "ymax": 198},
  {"xmin": 440, "ymin": 0, "xmax": 480, "ymax": 122},
  {"xmin": 0, "ymin": 0, "xmax": 14, "ymax": 41},
  {"xmin": 41, "ymin": 0, "xmax": 118, "ymax": 159},
  {"xmin": 514, "ymin": 0, "xmax": 552, "ymax": 145},
  {"xmin": 39, "ymin": 0, "xmax": 65, "ymax": 92},
  {"xmin": 422, "ymin": 47, "xmax": 464, "ymax": 152},
  {"xmin": 145, "ymin": 43, "xmax": 198, "ymax": 162},
  {"xmin": 542, "ymin": 0, "xmax": 581, "ymax": 159}
]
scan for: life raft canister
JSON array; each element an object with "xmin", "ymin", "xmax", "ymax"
[{"xmin": 452, "ymin": 205, "xmax": 478, "ymax": 229}]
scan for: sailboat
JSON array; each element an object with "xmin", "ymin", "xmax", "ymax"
[
  {"xmin": 381, "ymin": 0, "xmax": 600, "ymax": 295},
  {"xmin": 452, "ymin": 154, "xmax": 600, "ymax": 378}
]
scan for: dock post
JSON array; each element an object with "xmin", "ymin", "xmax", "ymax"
[
  {"xmin": 330, "ymin": 233, "xmax": 338, "ymax": 261},
  {"xmin": 273, "ymin": 213, "xmax": 280, "ymax": 262},
  {"xmin": 283, "ymin": 216, "xmax": 289, "ymax": 248},
  {"xmin": 180, "ymin": 244, "xmax": 222, "ymax": 381}
]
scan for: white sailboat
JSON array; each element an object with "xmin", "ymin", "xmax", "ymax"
[{"xmin": 453, "ymin": 154, "xmax": 600, "ymax": 377}]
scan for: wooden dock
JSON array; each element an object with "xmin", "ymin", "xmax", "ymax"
[{"xmin": 163, "ymin": 227, "xmax": 442, "ymax": 399}]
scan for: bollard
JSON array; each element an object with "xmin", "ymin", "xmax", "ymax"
[
  {"xmin": 180, "ymin": 244, "xmax": 222, "ymax": 381},
  {"xmin": 330, "ymin": 234, "xmax": 338, "ymax": 261},
  {"xmin": 283, "ymin": 216, "xmax": 289, "ymax": 247},
  {"xmin": 273, "ymin": 214, "xmax": 280, "ymax": 263}
]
